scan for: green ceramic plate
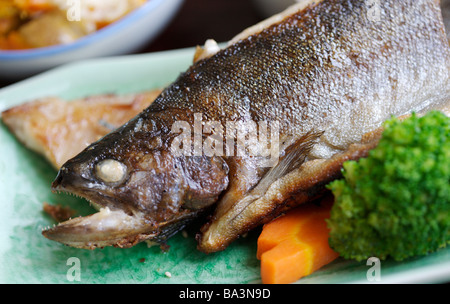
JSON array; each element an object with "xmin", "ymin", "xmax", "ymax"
[{"xmin": 0, "ymin": 47, "xmax": 449, "ymax": 284}]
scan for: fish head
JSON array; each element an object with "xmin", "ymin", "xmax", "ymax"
[{"xmin": 44, "ymin": 119, "xmax": 229, "ymax": 249}]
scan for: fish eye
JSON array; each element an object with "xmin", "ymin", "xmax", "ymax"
[{"xmin": 95, "ymin": 159, "xmax": 127, "ymax": 184}]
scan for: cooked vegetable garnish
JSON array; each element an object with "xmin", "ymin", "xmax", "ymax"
[
  {"xmin": 327, "ymin": 111, "xmax": 450, "ymax": 262},
  {"xmin": 257, "ymin": 196, "xmax": 339, "ymax": 284}
]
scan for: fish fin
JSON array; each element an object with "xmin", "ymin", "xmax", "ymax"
[
  {"xmin": 251, "ymin": 130, "xmax": 324, "ymax": 196},
  {"xmin": 229, "ymin": 130, "xmax": 324, "ymax": 222},
  {"xmin": 197, "ymin": 130, "xmax": 324, "ymax": 252}
]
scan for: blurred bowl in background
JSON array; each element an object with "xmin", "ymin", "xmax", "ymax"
[
  {"xmin": 251, "ymin": 0, "xmax": 298, "ymax": 18},
  {"xmin": 0, "ymin": 0, "xmax": 184, "ymax": 79}
]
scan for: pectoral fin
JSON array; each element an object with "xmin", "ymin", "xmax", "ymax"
[{"xmin": 197, "ymin": 131, "xmax": 325, "ymax": 253}]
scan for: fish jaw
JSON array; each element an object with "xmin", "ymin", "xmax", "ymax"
[
  {"xmin": 42, "ymin": 207, "xmax": 157, "ymax": 249},
  {"xmin": 44, "ymin": 165, "xmax": 162, "ymax": 249}
]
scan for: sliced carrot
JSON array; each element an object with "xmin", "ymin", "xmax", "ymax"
[{"xmin": 257, "ymin": 195, "xmax": 339, "ymax": 284}]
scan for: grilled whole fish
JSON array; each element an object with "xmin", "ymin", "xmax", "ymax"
[{"xmin": 43, "ymin": 0, "xmax": 450, "ymax": 251}]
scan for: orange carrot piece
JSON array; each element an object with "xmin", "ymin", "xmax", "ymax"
[
  {"xmin": 256, "ymin": 209, "xmax": 310, "ymax": 259},
  {"xmin": 257, "ymin": 196, "xmax": 339, "ymax": 284}
]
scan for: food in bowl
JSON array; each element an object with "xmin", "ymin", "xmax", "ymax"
[{"xmin": 0, "ymin": 0, "xmax": 146, "ymax": 50}]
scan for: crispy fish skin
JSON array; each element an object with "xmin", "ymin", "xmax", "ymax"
[{"xmin": 43, "ymin": 0, "xmax": 450, "ymax": 250}]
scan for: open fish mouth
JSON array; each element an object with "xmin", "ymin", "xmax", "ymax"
[
  {"xmin": 42, "ymin": 206, "xmax": 201, "ymax": 249},
  {"xmin": 43, "ymin": 179, "xmax": 207, "ymax": 249},
  {"xmin": 43, "ymin": 171, "xmax": 165, "ymax": 249},
  {"xmin": 42, "ymin": 205, "xmax": 156, "ymax": 250}
]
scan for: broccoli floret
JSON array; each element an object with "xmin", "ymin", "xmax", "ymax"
[{"xmin": 327, "ymin": 111, "xmax": 450, "ymax": 262}]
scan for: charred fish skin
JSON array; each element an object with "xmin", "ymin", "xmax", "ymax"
[{"xmin": 44, "ymin": 0, "xmax": 449, "ymax": 251}]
